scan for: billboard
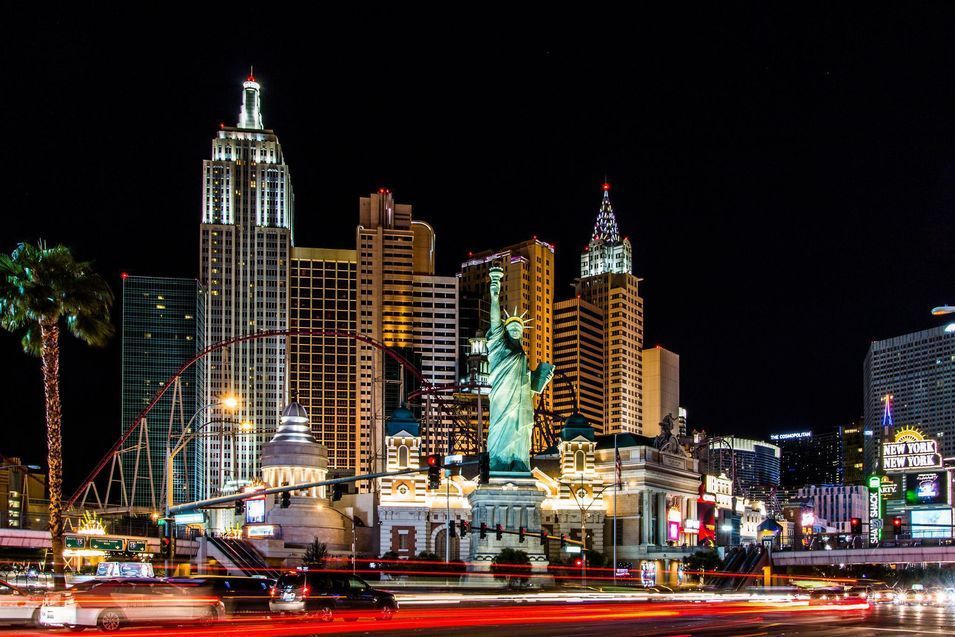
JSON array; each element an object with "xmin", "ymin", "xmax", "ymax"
[
  {"xmin": 905, "ymin": 472, "xmax": 949, "ymax": 506},
  {"xmin": 880, "ymin": 474, "xmax": 903, "ymax": 501},
  {"xmin": 911, "ymin": 508, "xmax": 953, "ymax": 539}
]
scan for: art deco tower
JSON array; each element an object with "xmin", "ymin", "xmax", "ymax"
[
  {"xmin": 574, "ymin": 183, "xmax": 644, "ymax": 434},
  {"xmin": 198, "ymin": 72, "xmax": 293, "ymax": 498}
]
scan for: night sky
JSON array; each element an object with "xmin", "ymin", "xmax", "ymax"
[{"xmin": 4, "ymin": 7, "xmax": 955, "ymax": 489}]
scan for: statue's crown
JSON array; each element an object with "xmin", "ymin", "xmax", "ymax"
[{"xmin": 503, "ymin": 307, "xmax": 533, "ymax": 329}]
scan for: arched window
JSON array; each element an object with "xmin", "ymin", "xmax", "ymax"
[
  {"xmin": 574, "ymin": 449, "xmax": 585, "ymax": 473},
  {"xmin": 398, "ymin": 445, "xmax": 409, "ymax": 468}
]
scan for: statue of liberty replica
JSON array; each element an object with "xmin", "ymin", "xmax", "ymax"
[
  {"xmin": 486, "ymin": 265, "xmax": 554, "ymax": 474},
  {"xmin": 468, "ymin": 263, "xmax": 554, "ymax": 577}
]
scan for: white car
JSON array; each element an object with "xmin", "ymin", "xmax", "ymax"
[
  {"xmin": 39, "ymin": 578, "xmax": 222, "ymax": 632},
  {"xmin": 0, "ymin": 579, "xmax": 44, "ymax": 626}
]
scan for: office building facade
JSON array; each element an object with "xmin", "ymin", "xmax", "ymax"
[
  {"xmin": 198, "ymin": 74, "xmax": 293, "ymax": 497},
  {"xmin": 289, "ymin": 248, "xmax": 357, "ymax": 472},
  {"xmin": 553, "ymin": 297, "xmax": 605, "ymax": 431},
  {"xmin": 863, "ymin": 324, "xmax": 955, "ymax": 472},
  {"xmin": 771, "ymin": 429, "xmax": 844, "ymax": 488},
  {"xmin": 842, "ymin": 421, "xmax": 865, "ymax": 485},
  {"xmin": 121, "ymin": 276, "xmax": 204, "ymax": 507},
  {"xmin": 642, "ymin": 346, "xmax": 680, "ymax": 438},
  {"xmin": 796, "ymin": 485, "xmax": 868, "ymax": 533},
  {"xmin": 708, "ymin": 437, "xmax": 781, "ymax": 495}
]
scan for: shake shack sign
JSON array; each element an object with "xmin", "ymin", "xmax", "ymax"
[{"xmin": 882, "ymin": 427, "xmax": 943, "ymax": 472}]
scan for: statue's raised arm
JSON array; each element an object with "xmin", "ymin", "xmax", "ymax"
[{"xmin": 489, "ymin": 264, "xmax": 503, "ymax": 331}]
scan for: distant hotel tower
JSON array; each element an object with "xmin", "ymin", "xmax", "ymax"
[
  {"xmin": 198, "ymin": 73, "xmax": 293, "ymax": 497},
  {"xmin": 120, "ymin": 276, "xmax": 204, "ymax": 508},
  {"xmin": 560, "ymin": 183, "xmax": 645, "ymax": 434},
  {"xmin": 356, "ymin": 191, "xmax": 458, "ymax": 476}
]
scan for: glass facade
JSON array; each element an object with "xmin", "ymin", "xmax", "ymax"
[
  {"xmin": 863, "ymin": 325, "xmax": 955, "ymax": 474},
  {"xmin": 121, "ymin": 276, "xmax": 204, "ymax": 509},
  {"xmin": 773, "ymin": 429, "xmax": 845, "ymax": 488}
]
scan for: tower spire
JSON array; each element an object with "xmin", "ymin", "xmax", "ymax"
[
  {"xmin": 238, "ymin": 69, "xmax": 263, "ymax": 130},
  {"xmin": 580, "ymin": 180, "xmax": 633, "ymax": 277}
]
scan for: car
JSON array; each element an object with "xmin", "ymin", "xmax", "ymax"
[
  {"xmin": 0, "ymin": 579, "xmax": 44, "ymax": 626},
  {"xmin": 170, "ymin": 575, "xmax": 275, "ymax": 615},
  {"xmin": 269, "ymin": 570, "xmax": 397, "ymax": 621},
  {"xmin": 896, "ymin": 584, "xmax": 929, "ymax": 606},
  {"xmin": 39, "ymin": 578, "xmax": 223, "ymax": 632},
  {"xmin": 927, "ymin": 587, "xmax": 954, "ymax": 607}
]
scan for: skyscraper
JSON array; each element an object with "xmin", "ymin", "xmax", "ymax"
[
  {"xmin": 356, "ymin": 191, "xmax": 453, "ymax": 476},
  {"xmin": 198, "ymin": 73, "xmax": 293, "ymax": 498},
  {"xmin": 642, "ymin": 346, "xmax": 680, "ymax": 437},
  {"xmin": 121, "ymin": 276, "xmax": 204, "ymax": 508},
  {"xmin": 575, "ymin": 183, "xmax": 644, "ymax": 434},
  {"xmin": 289, "ymin": 247, "xmax": 357, "ymax": 472},
  {"xmin": 771, "ymin": 429, "xmax": 844, "ymax": 487},
  {"xmin": 553, "ymin": 297, "xmax": 605, "ymax": 431},
  {"xmin": 459, "ymin": 238, "xmax": 555, "ymax": 401},
  {"xmin": 842, "ymin": 420, "xmax": 865, "ymax": 485},
  {"xmin": 863, "ymin": 324, "xmax": 955, "ymax": 472},
  {"xmin": 459, "ymin": 238, "xmax": 555, "ymax": 448},
  {"xmin": 708, "ymin": 437, "xmax": 781, "ymax": 495}
]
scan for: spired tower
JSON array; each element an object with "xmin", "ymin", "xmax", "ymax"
[
  {"xmin": 576, "ymin": 183, "xmax": 644, "ymax": 434},
  {"xmin": 198, "ymin": 71, "xmax": 293, "ymax": 499}
]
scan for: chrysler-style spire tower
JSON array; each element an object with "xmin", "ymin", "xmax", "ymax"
[
  {"xmin": 580, "ymin": 182, "xmax": 632, "ymax": 277},
  {"xmin": 238, "ymin": 67, "xmax": 263, "ymax": 130}
]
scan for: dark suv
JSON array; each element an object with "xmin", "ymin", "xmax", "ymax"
[
  {"xmin": 269, "ymin": 571, "xmax": 397, "ymax": 621},
  {"xmin": 170, "ymin": 576, "xmax": 274, "ymax": 615}
]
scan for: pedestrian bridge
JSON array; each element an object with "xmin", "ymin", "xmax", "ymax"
[{"xmin": 772, "ymin": 544, "xmax": 955, "ymax": 566}]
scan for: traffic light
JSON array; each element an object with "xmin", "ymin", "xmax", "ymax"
[
  {"xmin": 427, "ymin": 454, "xmax": 443, "ymax": 489},
  {"xmin": 519, "ymin": 527, "xmax": 526, "ymax": 543},
  {"xmin": 448, "ymin": 519, "xmax": 457, "ymax": 538},
  {"xmin": 280, "ymin": 491, "xmax": 291, "ymax": 509},
  {"xmin": 480, "ymin": 522, "xmax": 487, "ymax": 539},
  {"xmin": 234, "ymin": 499, "xmax": 245, "ymax": 515},
  {"xmin": 160, "ymin": 536, "xmax": 172, "ymax": 559},
  {"xmin": 540, "ymin": 530, "xmax": 547, "ymax": 545},
  {"xmin": 574, "ymin": 558, "xmax": 583, "ymax": 567},
  {"xmin": 460, "ymin": 521, "xmax": 470, "ymax": 537},
  {"xmin": 479, "ymin": 452, "xmax": 490, "ymax": 484},
  {"xmin": 495, "ymin": 523, "xmax": 503, "ymax": 540},
  {"xmin": 893, "ymin": 517, "xmax": 903, "ymax": 532},
  {"xmin": 560, "ymin": 534, "xmax": 566, "ymax": 549},
  {"xmin": 850, "ymin": 518, "xmax": 862, "ymax": 535}
]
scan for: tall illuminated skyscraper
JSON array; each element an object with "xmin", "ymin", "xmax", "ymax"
[
  {"xmin": 553, "ymin": 297, "xmax": 604, "ymax": 431},
  {"xmin": 289, "ymin": 248, "xmax": 357, "ymax": 472},
  {"xmin": 575, "ymin": 183, "xmax": 644, "ymax": 434},
  {"xmin": 198, "ymin": 73, "xmax": 293, "ymax": 498},
  {"xmin": 356, "ymin": 191, "xmax": 456, "ymax": 476}
]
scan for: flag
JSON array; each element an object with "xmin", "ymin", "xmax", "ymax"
[{"xmin": 615, "ymin": 445, "xmax": 623, "ymax": 489}]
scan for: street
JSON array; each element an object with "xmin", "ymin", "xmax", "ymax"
[{"xmin": 2, "ymin": 599, "xmax": 953, "ymax": 636}]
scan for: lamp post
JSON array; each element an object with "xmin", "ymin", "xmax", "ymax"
[
  {"xmin": 163, "ymin": 395, "xmax": 239, "ymax": 574},
  {"xmin": 317, "ymin": 505, "xmax": 359, "ymax": 575}
]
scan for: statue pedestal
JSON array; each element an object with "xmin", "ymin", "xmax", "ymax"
[{"xmin": 467, "ymin": 475, "xmax": 550, "ymax": 581}]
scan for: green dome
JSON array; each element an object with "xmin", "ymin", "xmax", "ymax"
[
  {"xmin": 560, "ymin": 411, "xmax": 595, "ymax": 442},
  {"xmin": 385, "ymin": 406, "xmax": 420, "ymax": 437}
]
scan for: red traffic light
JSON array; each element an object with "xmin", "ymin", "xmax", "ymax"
[
  {"xmin": 427, "ymin": 454, "xmax": 442, "ymax": 467},
  {"xmin": 574, "ymin": 558, "xmax": 583, "ymax": 567},
  {"xmin": 893, "ymin": 517, "xmax": 902, "ymax": 529}
]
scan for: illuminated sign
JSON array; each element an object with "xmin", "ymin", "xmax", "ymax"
[
  {"xmin": 246, "ymin": 499, "xmax": 266, "ymax": 524},
  {"xmin": 246, "ymin": 524, "xmax": 277, "ymax": 538},
  {"xmin": 667, "ymin": 521, "xmax": 681, "ymax": 541},
  {"xmin": 800, "ymin": 512, "xmax": 815, "ymax": 528},
  {"xmin": 683, "ymin": 519, "xmax": 700, "ymax": 533},
  {"xmin": 882, "ymin": 427, "xmax": 942, "ymax": 472},
  {"xmin": 867, "ymin": 476, "xmax": 882, "ymax": 545},
  {"xmin": 880, "ymin": 474, "xmax": 903, "ymax": 500},
  {"xmin": 126, "ymin": 540, "xmax": 148, "ymax": 553},
  {"xmin": 65, "ymin": 536, "xmax": 86, "ymax": 550},
  {"xmin": 770, "ymin": 432, "xmax": 812, "ymax": 441},
  {"xmin": 174, "ymin": 512, "xmax": 206, "ymax": 526},
  {"xmin": 906, "ymin": 472, "xmax": 948, "ymax": 505}
]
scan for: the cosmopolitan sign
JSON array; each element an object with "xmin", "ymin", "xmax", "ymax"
[
  {"xmin": 770, "ymin": 432, "xmax": 811, "ymax": 441},
  {"xmin": 882, "ymin": 427, "xmax": 942, "ymax": 472}
]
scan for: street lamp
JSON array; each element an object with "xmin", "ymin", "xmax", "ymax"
[
  {"xmin": 316, "ymin": 504, "xmax": 360, "ymax": 575},
  {"xmin": 163, "ymin": 395, "xmax": 240, "ymax": 574}
]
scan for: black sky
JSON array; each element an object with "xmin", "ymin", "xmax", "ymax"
[{"xmin": 4, "ymin": 7, "xmax": 955, "ymax": 489}]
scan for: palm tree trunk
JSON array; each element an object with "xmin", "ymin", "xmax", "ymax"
[{"xmin": 40, "ymin": 321, "xmax": 65, "ymax": 588}]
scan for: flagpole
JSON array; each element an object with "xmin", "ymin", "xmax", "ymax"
[{"xmin": 613, "ymin": 433, "xmax": 618, "ymax": 585}]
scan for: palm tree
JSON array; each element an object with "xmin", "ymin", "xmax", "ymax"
[{"xmin": 0, "ymin": 241, "xmax": 113, "ymax": 583}]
